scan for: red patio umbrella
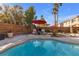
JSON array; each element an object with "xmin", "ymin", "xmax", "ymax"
[{"xmin": 32, "ymin": 20, "xmax": 47, "ymax": 24}]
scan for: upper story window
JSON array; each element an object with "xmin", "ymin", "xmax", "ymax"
[
  {"xmin": 78, "ymin": 18, "xmax": 79, "ymax": 21},
  {"xmin": 72, "ymin": 19, "xmax": 75, "ymax": 23}
]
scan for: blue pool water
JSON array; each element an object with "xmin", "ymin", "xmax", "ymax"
[{"xmin": 0, "ymin": 39, "xmax": 79, "ymax": 56}]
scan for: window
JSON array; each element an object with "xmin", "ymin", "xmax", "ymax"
[
  {"xmin": 72, "ymin": 19, "xmax": 74, "ymax": 23},
  {"xmin": 78, "ymin": 18, "xmax": 79, "ymax": 21}
]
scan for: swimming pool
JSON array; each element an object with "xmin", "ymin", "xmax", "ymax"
[{"xmin": 0, "ymin": 39, "xmax": 79, "ymax": 56}]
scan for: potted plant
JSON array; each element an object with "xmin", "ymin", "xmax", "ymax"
[{"xmin": 7, "ymin": 30, "xmax": 13, "ymax": 38}]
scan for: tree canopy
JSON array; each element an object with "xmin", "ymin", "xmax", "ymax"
[{"xmin": 25, "ymin": 6, "xmax": 35, "ymax": 25}]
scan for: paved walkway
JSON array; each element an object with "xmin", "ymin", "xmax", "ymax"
[
  {"xmin": 0, "ymin": 34, "xmax": 51, "ymax": 46},
  {"xmin": 0, "ymin": 34, "xmax": 51, "ymax": 53}
]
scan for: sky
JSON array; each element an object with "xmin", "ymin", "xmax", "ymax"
[
  {"xmin": 1, "ymin": 3, "xmax": 79, "ymax": 25},
  {"xmin": 19, "ymin": 3, "xmax": 53, "ymax": 25}
]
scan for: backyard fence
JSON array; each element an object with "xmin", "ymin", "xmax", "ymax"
[{"xmin": 0, "ymin": 23, "xmax": 31, "ymax": 35}]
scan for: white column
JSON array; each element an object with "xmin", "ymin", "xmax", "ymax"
[{"xmin": 70, "ymin": 20, "xmax": 73, "ymax": 33}]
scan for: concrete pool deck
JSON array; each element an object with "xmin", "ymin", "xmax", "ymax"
[{"xmin": 0, "ymin": 34, "xmax": 79, "ymax": 53}]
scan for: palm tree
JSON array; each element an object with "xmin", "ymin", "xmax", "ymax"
[{"xmin": 52, "ymin": 3, "xmax": 62, "ymax": 35}]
